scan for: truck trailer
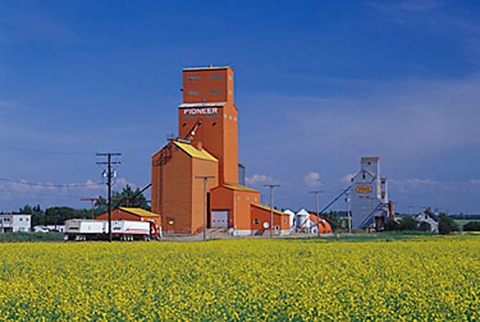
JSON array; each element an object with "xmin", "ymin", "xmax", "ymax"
[{"xmin": 64, "ymin": 219, "xmax": 161, "ymax": 241}]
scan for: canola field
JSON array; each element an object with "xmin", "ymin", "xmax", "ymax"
[{"xmin": 0, "ymin": 236, "xmax": 478, "ymax": 321}]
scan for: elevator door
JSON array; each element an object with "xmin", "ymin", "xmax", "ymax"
[{"xmin": 211, "ymin": 210, "xmax": 229, "ymax": 228}]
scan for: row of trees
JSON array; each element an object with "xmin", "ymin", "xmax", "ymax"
[
  {"xmin": 8, "ymin": 185, "xmax": 148, "ymax": 227},
  {"xmin": 384, "ymin": 213, "xmax": 460, "ymax": 235}
]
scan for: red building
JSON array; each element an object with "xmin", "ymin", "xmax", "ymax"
[{"xmin": 152, "ymin": 66, "xmax": 289, "ymax": 235}]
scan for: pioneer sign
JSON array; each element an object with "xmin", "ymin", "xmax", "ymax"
[{"xmin": 183, "ymin": 108, "xmax": 218, "ymax": 115}]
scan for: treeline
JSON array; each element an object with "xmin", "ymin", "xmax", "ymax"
[
  {"xmin": 3, "ymin": 185, "xmax": 149, "ymax": 227},
  {"xmin": 9, "ymin": 205, "xmax": 91, "ymax": 227},
  {"xmin": 384, "ymin": 213, "xmax": 462, "ymax": 235}
]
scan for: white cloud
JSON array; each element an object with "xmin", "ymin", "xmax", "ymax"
[
  {"xmin": 304, "ymin": 171, "xmax": 322, "ymax": 187},
  {"xmin": 245, "ymin": 174, "xmax": 273, "ymax": 186}
]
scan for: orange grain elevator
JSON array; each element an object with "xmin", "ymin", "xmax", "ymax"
[{"xmin": 152, "ymin": 66, "xmax": 289, "ymax": 236}]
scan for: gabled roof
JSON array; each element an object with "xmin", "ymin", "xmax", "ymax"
[
  {"xmin": 251, "ymin": 203, "xmax": 289, "ymax": 216},
  {"xmin": 173, "ymin": 141, "xmax": 217, "ymax": 162},
  {"xmin": 222, "ymin": 183, "xmax": 258, "ymax": 193},
  {"xmin": 119, "ymin": 207, "xmax": 160, "ymax": 218},
  {"xmin": 296, "ymin": 208, "xmax": 310, "ymax": 216}
]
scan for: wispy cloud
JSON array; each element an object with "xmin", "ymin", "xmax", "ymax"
[
  {"xmin": 304, "ymin": 171, "xmax": 322, "ymax": 188},
  {"xmin": 0, "ymin": 177, "xmax": 136, "ymax": 209},
  {"xmin": 245, "ymin": 174, "xmax": 273, "ymax": 186}
]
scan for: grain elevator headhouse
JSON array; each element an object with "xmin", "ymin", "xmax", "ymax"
[{"xmin": 179, "ymin": 67, "xmax": 238, "ymax": 185}]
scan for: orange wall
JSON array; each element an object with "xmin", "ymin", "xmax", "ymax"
[
  {"xmin": 152, "ymin": 142, "xmax": 218, "ymax": 234},
  {"xmin": 191, "ymin": 158, "xmax": 219, "ymax": 233},
  {"xmin": 96, "ymin": 209, "xmax": 161, "ymax": 228},
  {"xmin": 210, "ymin": 186, "xmax": 260, "ymax": 230},
  {"xmin": 182, "ymin": 67, "xmax": 233, "ymax": 104},
  {"xmin": 178, "ymin": 66, "xmax": 238, "ymax": 185},
  {"xmin": 152, "ymin": 143, "xmax": 193, "ymax": 233},
  {"xmin": 250, "ymin": 206, "xmax": 290, "ymax": 231}
]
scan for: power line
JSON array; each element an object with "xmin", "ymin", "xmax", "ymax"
[
  {"xmin": 0, "ymin": 187, "xmax": 85, "ymax": 200},
  {"xmin": 0, "ymin": 177, "xmax": 103, "ymax": 188},
  {"xmin": 97, "ymin": 152, "xmax": 121, "ymax": 242}
]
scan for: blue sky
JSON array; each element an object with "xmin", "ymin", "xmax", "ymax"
[{"xmin": 1, "ymin": 0, "xmax": 480, "ymax": 214}]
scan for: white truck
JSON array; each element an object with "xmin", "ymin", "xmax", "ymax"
[{"xmin": 64, "ymin": 219, "xmax": 161, "ymax": 241}]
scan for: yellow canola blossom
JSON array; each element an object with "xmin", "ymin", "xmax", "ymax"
[{"xmin": 0, "ymin": 236, "xmax": 478, "ymax": 321}]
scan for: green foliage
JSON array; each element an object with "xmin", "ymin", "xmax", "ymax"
[
  {"xmin": 398, "ymin": 216, "xmax": 418, "ymax": 231},
  {"xmin": 384, "ymin": 216, "xmax": 432, "ymax": 232},
  {"xmin": 0, "ymin": 232, "xmax": 64, "ymax": 242},
  {"xmin": 463, "ymin": 221, "xmax": 480, "ymax": 232},
  {"xmin": 418, "ymin": 222, "xmax": 432, "ymax": 232},
  {"xmin": 44, "ymin": 207, "xmax": 90, "ymax": 225},
  {"xmin": 438, "ymin": 213, "xmax": 459, "ymax": 235},
  {"xmin": 384, "ymin": 219, "xmax": 399, "ymax": 231},
  {"xmin": 95, "ymin": 184, "xmax": 149, "ymax": 214}
]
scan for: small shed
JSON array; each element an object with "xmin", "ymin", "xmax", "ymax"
[{"xmin": 96, "ymin": 207, "xmax": 161, "ymax": 229}]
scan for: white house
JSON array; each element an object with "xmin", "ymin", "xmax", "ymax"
[
  {"xmin": 0, "ymin": 214, "xmax": 31, "ymax": 233},
  {"xmin": 414, "ymin": 209, "xmax": 439, "ymax": 233}
]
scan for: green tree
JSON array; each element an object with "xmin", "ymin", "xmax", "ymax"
[
  {"xmin": 418, "ymin": 222, "xmax": 431, "ymax": 232},
  {"xmin": 438, "ymin": 213, "xmax": 459, "ymax": 235},
  {"xmin": 398, "ymin": 215, "xmax": 418, "ymax": 231},
  {"xmin": 44, "ymin": 207, "xmax": 90, "ymax": 226},
  {"xmin": 18, "ymin": 204, "xmax": 44, "ymax": 226},
  {"xmin": 384, "ymin": 219, "xmax": 399, "ymax": 231},
  {"xmin": 95, "ymin": 184, "xmax": 149, "ymax": 213},
  {"xmin": 463, "ymin": 221, "xmax": 480, "ymax": 231}
]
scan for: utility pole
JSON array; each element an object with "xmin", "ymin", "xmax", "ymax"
[
  {"xmin": 196, "ymin": 175, "xmax": 215, "ymax": 241},
  {"xmin": 310, "ymin": 190, "xmax": 323, "ymax": 236},
  {"xmin": 264, "ymin": 184, "xmax": 280, "ymax": 238},
  {"xmin": 345, "ymin": 191, "xmax": 352, "ymax": 234},
  {"xmin": 97, "ymin": 153, "xmax": 121, "ymax": 242}
]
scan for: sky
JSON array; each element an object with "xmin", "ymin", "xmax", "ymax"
[{"xmin": 1, "ymin": 0, "xmax": 480, "ymax": 214}]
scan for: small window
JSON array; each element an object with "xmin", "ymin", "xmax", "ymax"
[
  {"xmin": 237, "ymin": 195, "xmax": 240, "ymax": 200},
  {"xmin": 228, "ymin": 90, "xmax": 233, "ymax": 95},
  {"xmin": 188, "ymin": 90, "xmax": 201, "ymax": 95},
  {"xmin": 283, "ymin": 219, "xmax": 287, "ymax": 224},
  {"xmin": 26, "ymin": 218, "xmax": 29, "ymax": 221},
  {"xmin": 210, "ymin": 75, "xmax": 223, "ymax": 80},
  {"xmin": 229, "ymin": 115, "xmax": 232, "ymax": 120},
  {"xmin": 275, "ymin": 225, "xmax": 279, "ymax": 230},
  {"xmin": 246, "ymin": 196, "xmax": 250, "ymax": 201},
  {"xmin": 254, "ymin": 197, "xmax": 257, "ymax": 202},
  {"xmin": 234, "ymin": 117, "xmax": 237, "ymax": 121},
  {"xmin": 210, "ymin": 90, "xmax": 223, "ymax": 95},
  {"xmin": 19, "ymin": 218, "xmax": 23, "ymax": 221},
  {"xmin": 254, "ymin": 219, "xmax": 259, "ymax": 225},
  {"xmin": 228, "ymin": 76, "xmax": 233, "ymax": 81},
  {"xmin": 187, "ymin": 76, "xmax": 201, "ymax": 81},
  {"xmin": 224, "ymin": 114, "xmax": 227, "ymax": 118}
]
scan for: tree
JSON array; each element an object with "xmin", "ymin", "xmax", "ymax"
[
  {"xmin": 44, "ymin": 207, "xmax": 90, "ymax": 226},
  {"xmin": 462, "ymin": 221, "xmax": 480, "ymax": 232},
  {"xmin": 95, "ymin": 184, "xmax": 149, "ymax": 213},
  {"xmin": 438, "ymin": 213, "xmax": 459, "ymax": 235},
  {"xmin": 418, "ymin": 222, "xmax": 431, "ymax": 232},
  {"xmin": 398, "ymin": 216, "xmax": 417, "ymax": 231},
  {"xmin": 384, "ymin": 219, "xmax": 399, "ymax": 231}
]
